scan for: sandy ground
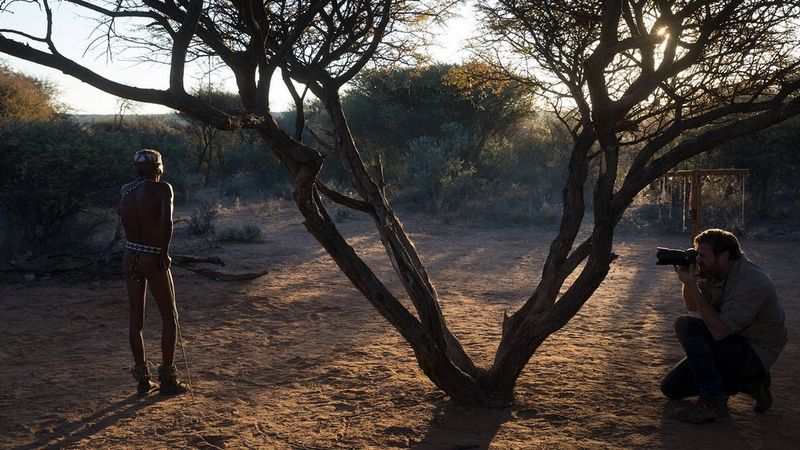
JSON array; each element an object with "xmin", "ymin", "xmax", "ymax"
[{"xmin": 1, "ymin": 200, "xmax": 798, "ymax": 449}]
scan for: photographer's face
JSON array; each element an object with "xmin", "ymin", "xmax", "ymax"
[{"xmin": 695, "ymin": 242, "xmax": 727, "ymax": 278}]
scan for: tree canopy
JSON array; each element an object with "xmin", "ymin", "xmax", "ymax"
[
  {"xmin": 0, "ymin": 63, "xmax": 61, "ymax": 122},
  {"xmin": 342, "ymin": 62, "xmax": 534, "ymax": 169}
]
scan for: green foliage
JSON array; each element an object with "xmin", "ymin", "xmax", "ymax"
[
  {"xmin": 705, "ymin": 117, "xmax": 800, "ymax": 218},
  {"xmin": 89, "ymin": 117, "xmax": 200, "ymax": 203},
  {"xmin": 340, "ymin": 63, "xmax": 535, "ymax": 178},
  {"xmin": 401, "ymin": 123, "xmax": 477, "ymax": 211},
  {"xmin": 393, "ymin": 113, "xmax": 571, "ymax": 224},
  {"xmin": 330, "ymin": 63, "xmax": 561, "ymax": 224},
  {"xmin": 178, "ymin": 87, "xmax": 244, "ymax": 185},
  {"xmin": 217, "ymin": 224, "xmax": 263, "ymax": 243},
  {"xmin": 0, "ymin": 120, "xmax": 130, "ymax": 248},
  {"xmin": 221, "ymin": 132, "xmax": 293, "ymax": 199},
  {"xmin": 478, "ymin": 115, "xmax": 571, "ymax": 196},
  {"xmin": 0, "ymin": 113, "xmax": 206, "ymax": 256}
]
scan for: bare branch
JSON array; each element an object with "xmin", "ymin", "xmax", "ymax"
[
  {"xmin": 314, "ymin": 179, "xmax": 374, "ymax": 214},
  {"xmin": 168, "ymin": 0, "xmax": 203, "ymax": 93}
]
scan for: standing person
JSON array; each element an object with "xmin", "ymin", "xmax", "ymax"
[
  {"xmin": 118, "ymin": 149, "xmax": 188, "ymax": 396},
  {"xmin": 661, "ymin": 229, "xmax": 787, "ymax": 423}
]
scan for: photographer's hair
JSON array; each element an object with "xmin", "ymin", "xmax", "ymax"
[
  {"xmin": 694, "ymin": 228, "xmax": 742, "ymax": 260},
  {"xmin": 132, "ymin": 149, "xmax": 163, "ymax": 178}
]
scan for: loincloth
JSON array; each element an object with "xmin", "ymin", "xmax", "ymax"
[{"xmin": 125, "ymin": 241, "xmax": 164, "ymax": 280}]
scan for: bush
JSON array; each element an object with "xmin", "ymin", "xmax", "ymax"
[
  {"xmin": 186, "ymin": 200, "xmax": 219, "ymax": 235},
  {"xmin": 334, "ymin": 208, "xmax": 353, "ymax": 222},
  {"xmin": 88, "ymin": 117, "xmax": 198, "ymax": 204},
  {"xmin": 445, "ymin": 180, "xmax": 562, "ymax": 226},
  {"xmin": 217, "ymin": 224, "xmax": 263, "ymax": 243},
  {"xmin": 0, "ymin": 63, "xmax": 61, "ymax": 123},
  {"xmin": 401, "ymin": 123, "xmax": 477, "ymax": 211},
  {"xmin": 221, "ymin": 135, "xmax": 293, "ymax": 199},
  {"xmin": 390, "ymin": 116, "xmax": 572, "ymax": 225},
  {"xmin": 0, "ymin": 120, "xmax": 130, "ymax": 251}
]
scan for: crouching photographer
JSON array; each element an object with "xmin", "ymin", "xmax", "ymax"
[{"xmin": 659, "ymin": 229, "xmax": 787, "ymax": 424}]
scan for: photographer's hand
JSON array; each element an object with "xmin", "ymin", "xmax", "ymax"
[
  {"xmin": 674, "ymin": 263, "xmax": 697, "ymax": 285},
  {"xmin": 675, "ymin": 263, "xmax": 732, "ymax": 340}
]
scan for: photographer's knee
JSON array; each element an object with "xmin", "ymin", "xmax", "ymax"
[
  {"xmin": 660, "ymin": 376, "xmax": 681, "ymax": 399},
  {"xmin": 673, "ymin": 315, "xmax": 700, "ymax": 336}
]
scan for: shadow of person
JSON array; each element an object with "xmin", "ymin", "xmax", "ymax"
[
  {"xmin": 19, "ymin": 393, "xmax": 170, "ymax": 449},
  {"xmin": 414, "ymin": 399, "xmax": 513, "ymax": 449}
]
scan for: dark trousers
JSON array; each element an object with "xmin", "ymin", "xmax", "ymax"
[{"xmin": 661, "ymin": 316, "xmax": 768, "ymax": 404}]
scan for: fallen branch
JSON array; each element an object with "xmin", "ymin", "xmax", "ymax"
[
  {"xmin": 172, "ymin": 255, "xmax": 225, "ymax": 266},
  {"xmin": 1, "ymin": 250, "xmax": 269, "ymax": 282},
  {"xmin": 178, "ymin": 266, "xmax": 269, "ymax": 282},
  {"xmin": 1, "ymin": 260, "xmax": 94, "ymax": 275}
]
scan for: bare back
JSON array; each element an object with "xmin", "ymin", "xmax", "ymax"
[{"xmin": 118, "ymin": 180, "xmax": 173, "ymax": 248}]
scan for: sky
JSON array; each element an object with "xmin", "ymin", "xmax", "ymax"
[{"xmin": 0, "ymin": 2, "xmax": 475, "ymax": 115}]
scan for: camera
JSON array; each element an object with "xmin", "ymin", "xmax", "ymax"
[{"xmin": 656, "ymin": 247, "xmax": 698, "ymax": 266}]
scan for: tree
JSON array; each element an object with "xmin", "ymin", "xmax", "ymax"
[
  {"xmin": 341, "ymin": 63, "xmax": 534, "ymax": 173},
  {"xmin": 466, "ymin": 0, "xmax": 800, "ymax": 401},
  {"xmin": 178, "ymin": 86, "xmax": 243, "ymax": 185},
  {"xmin": 114, "ymin": 97, "xmax": 141, "ymax": 126},
  {"xmin": 1, "ymin": 0, "xmax": 798, "ymax": 407},
  {"xmin": 0, "ymin": 62, "xmax": 61, "ymax": 122},
  {"xmin": 704, "ymin": 116, "xmax": 800, "ymax": 215}
]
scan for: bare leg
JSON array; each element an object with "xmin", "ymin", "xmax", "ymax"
[
  {"xmin": 153, "ymin": 269, "xmax": 177, "ymax": 365},
  {"xmin": 134, "ymin": 253, "xmax": 187, "ymax": 395},
  {"xmin": 125, "ymin": 269, "xmax": 148, "ymax": 366},
  {"xmin": 141, "ymin": 258, "xmax": 177, "ymax": 366}
]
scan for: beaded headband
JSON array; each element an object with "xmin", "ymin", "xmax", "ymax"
[{"xmin": 133, "ymin": 150, "xmax": 162, "ymax": 165}]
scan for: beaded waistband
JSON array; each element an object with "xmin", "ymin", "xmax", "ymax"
[{"xmin": 126, "ymin": 241, "xmax": 161, "ymax": 254}]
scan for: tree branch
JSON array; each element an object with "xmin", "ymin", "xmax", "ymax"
[
  {"xmin": 314, "ymin": 179, "xmax": 374, "ymax": 214},
  {"xmin": 168, "ymin": 0, "xmax": 203, "ymax": 94},
  {"xmin": 615, "ymin": 94, "xmax": 800, "ymax": 212}
]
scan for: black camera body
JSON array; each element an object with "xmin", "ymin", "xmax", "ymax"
[{"xmin": 656, "ymin": 247, "xmax": 698, "ymax": 266}]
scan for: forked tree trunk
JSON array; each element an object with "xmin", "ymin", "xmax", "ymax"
[{"xmin": 249, "ymin": 81, "xmax": 625, "ymax": 406}]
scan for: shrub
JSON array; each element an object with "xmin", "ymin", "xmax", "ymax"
[
  {"xmin": 0, "ymin": 120, "xmax": 130, "ymax": 251},
  {"xmin": 217, "ymin": 224, "xmax": 263, "ymax": 243},
  {"xmin": 334, "ymin": 208, "xmax": 352, "ymax": 222},
  {"xmin": 446, "ymin": 180, "xmax": 562, "ymax": 226},
  {"xmin": 221, "ymin": 136, "xmax": 293, "ymax": 199},
  {"xmin": 402, "ymin": 123, "xmax": 477, "ymax": 211},
  {"xmin": 0, "ymin": 63, "xmax": 62, "ymax": 122},
  {"xmin": 186, "ymin": 200, "xmax": 219, "ymax": 235},
  {"xmin": 88, "ymin": 117, "xmax": 198, "ymax": 204}
]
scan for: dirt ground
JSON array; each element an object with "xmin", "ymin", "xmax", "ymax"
[{"xmin": 1, "ymin": 200, "xmax": 798, "ymax": 449}]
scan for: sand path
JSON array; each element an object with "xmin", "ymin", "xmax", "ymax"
[{"xmin": 2, "ymin": 202, "xmax": 798, "ymax": 449}]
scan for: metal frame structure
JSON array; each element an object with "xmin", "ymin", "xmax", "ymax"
[{"xmin": 665, "ymin": 169, "xmax": 749, "ymax": 241}]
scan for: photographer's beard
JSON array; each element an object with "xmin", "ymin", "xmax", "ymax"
[{"xmin": 696, "ymin": 260, "xmax": 721, "ymax": 280}]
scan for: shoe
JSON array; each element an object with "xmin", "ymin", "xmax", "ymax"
[
  {"xmin": 131, "ymin": 363, "xmax": 158, "ymax": 396},
  {"xmin": 751, "ymin": 373, "xmax": 772, "ymax": 413},
  {"xmin": 158, "ymin": 364, "xmax": 190, "ymax": 395},
  {"xmin": 673, "ymin": 400, "xmax": 730, "ymax": 424}
]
